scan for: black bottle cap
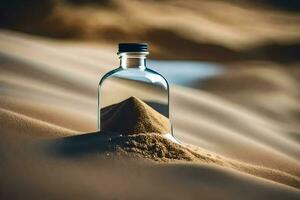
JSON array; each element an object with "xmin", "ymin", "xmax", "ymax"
[{"xmin": 118, "ymin": 43, "xmax": 148, "ymax": 53}]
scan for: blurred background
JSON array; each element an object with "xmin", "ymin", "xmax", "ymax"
[
  {"xmin": 1, "ymin": 0, "xmax": 300, "ymax": 60},
  {"xmin": 1, "ymin": 0, "xmax": 300, "ymax": 141}
]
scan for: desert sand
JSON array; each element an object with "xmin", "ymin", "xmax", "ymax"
[{"xmin": 0, "ymin": 29, "xmax": 300, "ymax": 199}]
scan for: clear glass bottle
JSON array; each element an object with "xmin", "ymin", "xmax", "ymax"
[{"xmin": 98, "ymin": 43, "xmax": 174, "ymax": 140}]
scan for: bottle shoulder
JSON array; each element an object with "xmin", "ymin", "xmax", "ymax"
[
  {"xmin": 145, "ymin": 67, "xmax": 169, "ymax": 87},
  {"xmin": 99, "ymin": 67, "xmax": 169, "ymax": 89},
  {"xmin": 99, "ymin": 67, "xmax": 123, "ymax": 85}
]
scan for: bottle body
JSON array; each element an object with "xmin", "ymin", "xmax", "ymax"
[{"xmin": 98, "ymin": 66, "xmax": 172, "ymax": 134}]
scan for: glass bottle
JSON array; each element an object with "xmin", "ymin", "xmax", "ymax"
[{"xmin": 98, "ymin": 43, "xmax": 175, "ymax": 141}]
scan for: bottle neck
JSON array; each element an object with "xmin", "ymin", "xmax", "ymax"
[{"xmin": 119, "ymin": 52, "xmax": 148, "ymax": 70}]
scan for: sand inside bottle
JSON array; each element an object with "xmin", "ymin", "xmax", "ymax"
[{"xmin": 99, "ymin": 72, "xmax": 171, "ymax": 135}]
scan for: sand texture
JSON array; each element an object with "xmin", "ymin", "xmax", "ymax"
[
  {"xmin": 1, "ymin": 29, "xmax": 300, "ymax": 199},
  {"xmin": 100, "ymin": 96, "xmax": 170, "ymax": 135}
]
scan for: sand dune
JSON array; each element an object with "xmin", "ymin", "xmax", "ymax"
[
  {"xmin": 1, "ymin": 0, "xmax": 300, "ymax": 61},
  {"xmin": 0, "ymin": 107, "xmax": 74, "ymax": 138},
  {"xmin": 0, "ymin": 30, "xmax": 300, "ymax": 198}
]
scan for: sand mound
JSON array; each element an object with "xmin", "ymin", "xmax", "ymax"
[
  {"xmin": 104, "ymin": 133, "xmax": 216, "ymax": 162},
  {"xmin": 52, "ymin": 131, "xmax": 300, "ymax": 188},
  {"xmin": 107, "ymin": 133, "xmax": 300, "ymax": 188},
  {"xmin": 52, "ymin": 132, "xmax": 219, "ymax": 163},
  {"xmin": 50, "ymin": 97, "xmax": 300, "ymax": 188},
  {"xmin": 56, "ymin": 97, "xmax": 215, "ymax": 162},
  {"xmin": 101, "ymin": 96, "xmax": 170, "ymax": 135}
]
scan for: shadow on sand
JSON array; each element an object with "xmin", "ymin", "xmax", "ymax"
[{"xmin": 44, "ymin": 131, "xmax": 124, "ymax": 157}]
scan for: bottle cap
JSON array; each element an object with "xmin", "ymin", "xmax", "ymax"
[{"xmin": 118, "ymin": 43, "xmax": 148, "ymax": 53}]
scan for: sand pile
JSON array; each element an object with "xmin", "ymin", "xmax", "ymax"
[
  {"xmin": 70, "ymin": 97, "xmax": 293, "ymax": 188},
  {"xmin": 100, "ymin": 133, "xmax": 218, "ymax": 162},
  {"xmin": 101, "ymin": 96, "xmax": 170, "ymax": 135},
  {"xmin": 96, "ymin": 133, "xmax": 300, "ymax": 188},
  {"xmin": 85, "ymin": 97, "xmax": 300, "ymax": 185},
  {"xmin": 66, "ymin": 96, "xmax": 207, "ymax": 162},
  {"xmin": 99, "ymin": 96, "xmax": 191, "ymax": 161}
]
